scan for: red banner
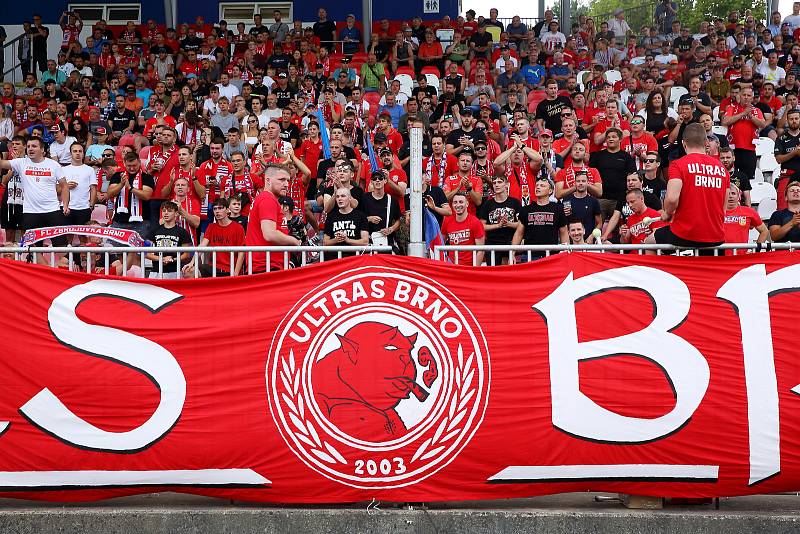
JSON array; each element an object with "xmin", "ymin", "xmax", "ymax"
[
  {"xmin": 19, "ymin": 226, "xmax": 145, "ymax": 247},
  {"xmin": 1, "ymin": 252, "xmax": 800, "ymax": 503}
]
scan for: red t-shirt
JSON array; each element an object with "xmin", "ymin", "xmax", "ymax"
[
  {"xmin": 423, "ymin": 154, "xmax": 459, "ymax": 187},
  {"xmin": 621, "ymin": 133, "xmax": 659, "ymax": 169},
  {"xmin": 441, "ymin": 213, "xmax": 486, "ymax": 265},
  {"xmin": 668, "ymin": 153, "xmax": 730, "ymax": 243},
  {"xmin": 297, "ymin": 138, "xmax": 323, "ymax": 175},
  {"xmin": 725, "ymin": 103, "xmax": 763, "ymax": 151},
  {"xmin": 554, "ymin": 164, "xmax": 602, "ymax": 190},
  {"xmin": 196, "ymin": 158, "xmax": 234, "ymax": 207},
  {"xmin": 626, "ymin": 207, "xmax": 665, "ymax": 244},
  {"xmin": 148, "ymin": 145, "xmax": 180, "ymax": 200},
  {"xmin": 443, "ymin": 174, "xmax": 483, "ymax": 214},
  {"xmin": 203, "ymin": 220, "xmax": 246, "ymax": 273},
  {"xmin": 724, "ymin": 205, "xmax": 762, "ymax": 251},
  {"xmin": 591, "ymin": 115, "xmax": 631, "ymax": 152},
  {"xmin": 245, "ymin": 190, "xmax": 288, "ymax": 272}
]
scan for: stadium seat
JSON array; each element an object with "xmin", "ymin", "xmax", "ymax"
[
  {"xmin": 394, "ymin": 73, "xmax": 414, "ymax": 96},
  {"xmin": 750, "ymin": 182, "xmax": 778, "ymax": 206},
  {"xmin": 421, "ymin": 66, "xmax": 440, "ymax": 76},
  {"xmin": 395, "ymin": 66, "xmax": 415, "ymax": 77},
  {"xmin": 423, "ymin": 73, "xmax": 441, "ymax": 93},
  {"xmin": 527, "ymin": 90, "xmax": 547, "ymax": 113},
  {"xmin": 364, "ymin": 91, "xmax": 381, "ymax": 115},
  {"xmin": 669, "ymin": 86, "xmax": 688, "ymax": 104},
  {"xmin": 757, "ymin": 197, "xmax": 777, "ymax": 221},
  {"xmin": 754, "ymin": 137, "xmax": 775, "ymax": 157},
  {"xmin": 712, "ymin": 106, "xmax": 720, "ymax": 124},
  {"xmin": 754, "ymin": 168, "xmax": 765, "ymax": 184},
  {"xmin": 712, "ymin": 125, "xmax": 728, "ymax": 137},
  {"xmin": 604, "ymin": 69, "xmax": 622, "ymax": 85},
  {"xmin": 759, "ymin": 153, "xmax": 780, "ymax": 174},
  {"xmin": 576, "ymin": 70, "xmax": 591, "ymax": 92}
]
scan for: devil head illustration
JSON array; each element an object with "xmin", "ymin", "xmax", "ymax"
[{"xmin": 312, "ymin": 322, "xmax": 437, "ymax": 440}]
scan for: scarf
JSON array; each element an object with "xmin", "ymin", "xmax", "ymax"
[
  {"xmin": 505, "ymin": 162, "xmax": 531, "ymax": 206},
  {"xmin": 178, "ymin": 124, "xmax": 199, "ymax": 145},
  {"xmin": 426, "ymin": 154, "xmax": 448, "ymax": 186},
  {"xmin": 116, "ymin": 170, "xmax": 144, "ymax": 222},
  {"xmin": 226, "ymin": 170, "xmax": 255, "ymax": 197},
  {"xmin": 174, "ymin": 195, "xmax": 197, "ymax": 245}
]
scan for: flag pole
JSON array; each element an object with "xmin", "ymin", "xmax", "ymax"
[{"xmin": 407, "ymin": 127, "xmax": 425, "ymax": 258}]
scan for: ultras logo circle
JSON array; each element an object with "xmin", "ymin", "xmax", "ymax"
[{"xmin": 267, "ymin": 267, "xmax": 490, "ymax": 489}]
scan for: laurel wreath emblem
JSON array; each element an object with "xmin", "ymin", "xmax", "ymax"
[
  {"xmin": 279, "ymin": 344, "xmax": 476, "ymax": 467},
  {"xmin": 280, "ymin": 350, "xmax": 347, "ymax": 465},
  {"xmin": 410, "ymin": 344, "xmax": 476, "ymax": 464}
]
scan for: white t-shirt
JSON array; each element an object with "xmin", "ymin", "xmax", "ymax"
[
  {"xmin": 216, "ymin": 83, "xmax": 240, "ymax": 102},
  {"xmin": 49, "ymin": 136, "xmax": 77, "ymax": 165},
  {"xmin": 62, "ymin": 164, "xmax": 96, "ymax": 210},
  {"xmin": 9, "ymin": 156, "xmax": 65, "ymax": 214}
]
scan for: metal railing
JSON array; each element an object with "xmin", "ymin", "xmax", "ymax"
[
  {"xmin": 4, "ymin": 245, "xmax": 392, "ymax": 278},
  {"xmin": 2, "ymin": 32, "xmax": 28, "ymax": 84},
  {"xmin": 497, "ymin": 18, "xmax": 543, "ymax": 29},
  {"xmin": 433, "ymin": 243, "xmax": 789, "ymax": 266}
]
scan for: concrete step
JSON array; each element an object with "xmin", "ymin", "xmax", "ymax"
[{"xmin": 0, "ymin": 492, "xmax": 798, "ymax": 533}]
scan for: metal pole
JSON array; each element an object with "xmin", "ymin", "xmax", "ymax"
[
  {"xmin": 362, "ymin": 0, "xmax": 372, "ymax": 53},
  {"xmin": 407, "ymin": 127, "xmax": 425, "ymax": 258},
  {"xmin": 561, "ymin": 0, "xmax": 571, "ymax": 36}
]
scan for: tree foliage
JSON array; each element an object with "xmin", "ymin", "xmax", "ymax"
[{"xmin": 583, "ymin": 0, "xmax": 767, "ymax": 33}]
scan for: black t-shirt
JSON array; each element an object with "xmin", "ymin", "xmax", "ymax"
[
  {"xmin": 562, "ymin": 194, "xmax": 601, "ymax": 235},
  {"xmin": 446, "ymin": 127, "xmax": 486, "ymax": 148},
  {"xmin": 768, "ymin": 208, "xmax": 800, "ymax": 242},
  {"xmin": 469, "ymin": 32, "xmax": 493, "ymax": 49},
  {"xmin": 614, "ymin": 191, "xmax": 662, "ymax": 222},
  {"xmin": 179, "ymin": 36, "xmax": 203, "ymax": 52},
  {"xmin": 478, "ymin": 196, "xmax": 522, "ymax": 245},
  {"xmin": 272, "ymin": 87, "xmax": 294, "ymax": 109},
  {"xmin": 672, "ymin": 36, "xmax": 693, "ymax": 55},
  {"xmin": 359, "ymin": 193, "xmax": 401, "ymax": 246},
  {"xmin": 413, "ymin": 86, "xmax": 438, "ymax": 100},
  {"xmin": 313, "ymin": 20, "xmax": 337, "ymax": 44},
  {"xmin": 249, "ymin": 25, "xmax": 269, "ymax": 37},
  {"xmin": 536, "ymin": 96, "xmax": 573, "ymax": 133},
  {"xmin": 279, "ymin": 122, "xmax": 301, "ymax": 146},
  {"xmin": 641, "ymin": 175, "xmax": 668, "ymax": 204},
  {"xmin": 110, "ymin": 171, "xmax": 156, "ymax": 223},
  {"xmin": 775, "ymin": 131, "xmax": 800, "ymax": 174},
  {"xmin": 324, "ymin": 208, "xmax": 368, "ymax": 259},
  {"xmin": 108, "ymin": 108, "xmax": 136, "ymax": 133},
  {"xmin": 518, "ymin": 202, "xmax": 567, "ymax": 245},
  {"xmin": 589, "ymin": 149, "xmax": 637, "ymax": 201},
  {"xmin": 729, "ymin": 169, "xmax": 752, "ymax": 193},
  {"xmin": 145, "ymin": 224, "xmax": 191, "ymax": 272}
]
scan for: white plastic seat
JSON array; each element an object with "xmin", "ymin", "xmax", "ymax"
[
  {"xmin": 712, "ymin": 106, "xmax": 720, "ymax": 124},
  {"xmin": 394, "ymin": 74, "xmax": 414, "ymax": 96},
  {"xmin": 753, "ymin": 167, "xmax": 765, "ymax": 184},
  {"xmin": 754, "ymin": 137, "xmax": 775, "ymax": 157},
  {"xmin": 669, "ymin": 86, "xmax": 688, "ymax": 104},
  {"xmin": 576, "ymin": 69, "xmax": 591, "ymax": 91},
  {"xmin": 423, "ymin": 73, "xmax": 440, "ymax": 94},
  {"xmin": 604, "ymin": 69, "xmax": 622, "ymax": 85},
  {"xmin": 712, "ymin": 125, "xmax": 728, "ymax": 136},
  {"xmin": 750, "ymin": 182, "xmax": 778, "ymax": 205},
  {"xmin": 757, "ymin": 197, "xmax": 777, "ymax": 220},
  {"xmin": 759, "ymin": 154, "xmax": 780, "ymax": 174}
]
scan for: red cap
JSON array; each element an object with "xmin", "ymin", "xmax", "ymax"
[{"xmin": 538, "ymin": 129, "xmax": 553, "ymax": 137}]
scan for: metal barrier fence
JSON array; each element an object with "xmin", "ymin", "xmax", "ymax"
[
  {"xmin": 4, "ymin": 245, "xmax": 392, "ymax": 278},
  {"xmin": 432, "ymin": 243, "xmax": 793, "ymax": 266}
]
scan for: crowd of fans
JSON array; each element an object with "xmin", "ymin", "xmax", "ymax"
[{"xmin": 1, "ymin": 4, "xmax": 800, "ymax": 275}]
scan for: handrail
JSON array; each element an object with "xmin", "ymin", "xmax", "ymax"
[{"xmin": 3, "ymin": 32, "xmax": 28, "ymax": 83}]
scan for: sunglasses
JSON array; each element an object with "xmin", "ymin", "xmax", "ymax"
[
  {"xmin": 422, "ymin": 101, "xmax": 431, "ymax": 105},
  {"xmin": 644, "ymin": 158, "xmax": 658, "ymax": 163},
  {"xmin": 372, "ymin": 175, "xmax": 386, "ymax": 181},
  {"xmin": 630, "ymin": 120, "xmax": 643, "ymax": 125}
]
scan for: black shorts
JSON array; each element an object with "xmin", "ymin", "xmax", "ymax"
[
  {"xmin": 653, "ymin": 225, "xmax": 722, "ymax": 253},
  {"xmin": 22, "ymin": 210, "xmax": 68, "ymax": 246},
  {"xmin": 0, "ymin": 202, "xmax": 23, "ymax": 230},
  {"xmin": 64, "ymin": 208, "xmax": 92, "ymax": 225}
]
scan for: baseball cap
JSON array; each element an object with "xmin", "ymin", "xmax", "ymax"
[
  {"xmin": 341, "ymin": 57, "xmax": 350, "ymax": 63},
  {"xmin": 371, "ymin": 170, "xmax": 387, "ymax": 181},
  {"xmin": 126, "ymin": 85, "xmax": 136, "ymax": 92},
  {"xmin": 378, "ymin": 147, "xmax": 393, "ymax": 156},
  {"xmin": 49, "ymin": 124, "xmax": 62, "ymax": 133},
  {"xmin": 538, "ymin": 129, "xmax": 553, "ymax": 137},
  {"xmin": 94, "ymin": 126, "xmax": 107, "ymax": 135},
  {"xmin": 460, "ymin": 107, "xmax": 473, "ymax": 115},
  {"xmin": 278, "ymin": 72, "xmax": 288, "ymax": 78},
  {"xmin": 186, "ymin": 73, "xmax": 197, "ymax": 79},
  {"xmin": 315, "ymin": 63, "xmax": 324, "ymax": 68},
  {"xmin": 374, "ymin": 132, "xmax": 388, "ymax": 143}
]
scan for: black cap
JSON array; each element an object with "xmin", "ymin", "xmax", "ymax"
[
  {"xmin": 460, "ymin": 107, "xmax": 473, "ymax": 115},
  {"xmin": 374, "ymin": 132, "xmax": 388, "ymax": 143},
  {"xmin": 379, "ymin": 147, "xmax": 393, "ymax": 156}
]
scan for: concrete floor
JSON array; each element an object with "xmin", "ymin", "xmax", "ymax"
[{"xmin": 0, "ymin": 492, "xmax": 797, "ymax": 533}]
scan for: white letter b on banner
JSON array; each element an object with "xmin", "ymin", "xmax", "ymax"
[{"xmin": 534, "ymin": 266, "xmax": 709, "ymax": 443}]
